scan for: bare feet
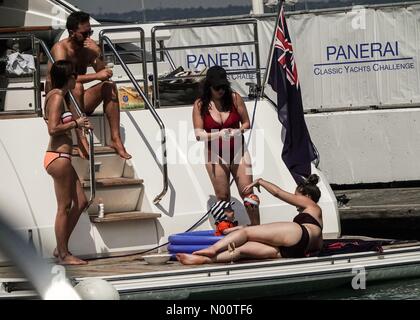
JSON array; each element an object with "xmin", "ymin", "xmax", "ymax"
[
  {"xmin": 110, "ymin": 140, "xmax": 131, "ymax": 159},
  {"xmin": 53, "ymin": 248, "xmax": 72, "ymax": 258},
  {"xmin": 193, "ymin": 247, "xmax": 217, "ymax": 258},
  {"xmin": 176, "ymin": 253, "xmax": 212, "ymax": 265},
  {"xmin": 58, "ymin": 253, "xmax": 88, "ymax": 266}
]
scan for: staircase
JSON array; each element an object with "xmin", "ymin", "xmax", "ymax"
[{"xmin": 71, "ymin": 145, "xmax": 161, "ymax": 225}]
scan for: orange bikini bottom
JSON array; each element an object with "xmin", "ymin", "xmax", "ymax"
[{"xmin": 44, "ymin": 151, "xmax": 71, "ymax": 170}]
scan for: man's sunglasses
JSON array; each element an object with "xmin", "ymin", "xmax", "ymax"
[{"xmin": 79, "ymin": 29, "xmax": 94, "ymax": 38}]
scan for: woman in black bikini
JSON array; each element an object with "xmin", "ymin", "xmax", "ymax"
[{"xmin": 177, "ymin": 174, "xmax": 323, "ymax": 265}]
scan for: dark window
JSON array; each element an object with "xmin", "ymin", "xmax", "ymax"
[{"xmin": 103, "ymin": 42, "xmax": 158, "ymax": 65}]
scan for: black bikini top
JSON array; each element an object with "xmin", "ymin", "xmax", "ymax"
[{"xmin": 293, "ymin": 212, "xmax": 323, "ymax": 230}]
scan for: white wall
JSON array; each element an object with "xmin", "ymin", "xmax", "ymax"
[{"xmin": 306, "ymin": 108, "xmax": 420, "ymax": 185}]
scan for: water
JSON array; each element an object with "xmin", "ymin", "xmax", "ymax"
[{"xmin": 285, "ymin": 277, "xmax": 420, "ymax": 300}]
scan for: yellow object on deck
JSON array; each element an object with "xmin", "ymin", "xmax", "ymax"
[{"xmin": 118, "ymin": 86, "xmax": 152, "ymax": 110}]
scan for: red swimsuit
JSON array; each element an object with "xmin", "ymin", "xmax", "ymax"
[{"xmin": 203, "ymin": 100, "xmax": 244, "ymax": 163}]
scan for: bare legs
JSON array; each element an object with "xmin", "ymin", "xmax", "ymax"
[
  {"xmin": 177, "ymin": 241, "xmax": 280, "ymax": 265},
  {"xmin": 205, "ymin": 162, "xmax": 231, "ymax": 201},
  {"xmin": 177, "ymin": 223, "xmax": 304, "ymax": 265},
  {"xmin": 205, "ymin": 150, "xmax": 260, "ymax": 225},
  {"xmin": 47, "ymin": 159, "xmax": 88, "ymax": 265},
  {"xmin": 69, "ymin": 83, "xmax": 89, "ymax": 160},
  {"xmin": 71, "ymin": 81, "xmax": 131, "ymax": 159},
  {"xmin": 230, "ymin": 151, "xmax": 260, "ymax": 225}
]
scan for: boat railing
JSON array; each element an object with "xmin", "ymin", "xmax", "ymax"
[
  {"xmin": 99, "ymin": 28, "xmax": 150, "ymax": 101},
  {"xmin": 0, "ymin": 33, "xmax": 96, "ymax": 208},
  {"xmin": 99, "ymin": 28, "xmax": 168, "ymax": 205},
  {"xmin": 160, "ymin": 42, "xmax": 177, "ymax": 72},
  {"xmin": 150, "ymin": 18, "xmax": 262, "ymax": 108}
]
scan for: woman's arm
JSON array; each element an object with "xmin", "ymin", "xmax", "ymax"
[
  {"xmin": 233, "ymin": 93, "xmax": 250, "ymax": 134},
  {"xmin": 46, "ymin": 95, "xmax": 92, "ymax": 136},
  {"xmin": 244, "ymin": 178, "xmax": 314, "ymax": 209},
  {"xmin": 192, "ymin": 100, "xmax": 229, "ymax": 141}
]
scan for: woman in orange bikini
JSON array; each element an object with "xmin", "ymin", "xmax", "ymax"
[
  {"xmin": 192, "ymin": 66, "xmax": 260, "ymax": 227},
  {"xmin": 177, "ymin": 174, "xmax": 323, "ymax": 265},
  {"xmin": 44, "ymin": 60, "xmax": 93, "ymax": 265}
]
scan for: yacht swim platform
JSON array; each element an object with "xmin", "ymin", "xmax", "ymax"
[{"xmin": 2, "ymin": 238, "xmax": 420, "ymax": 299}]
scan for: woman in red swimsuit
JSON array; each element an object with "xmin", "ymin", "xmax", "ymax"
[
  {"xmin": 177, "ymin": 174, "xmax": 323, "ymax": 265},
  {"xmin": 44, "ymin": 60, "xmax": 92, "ymax": 265},
  {"xmin": 192, "ymin": 66, "xmax": 260, "ymax": 225}
]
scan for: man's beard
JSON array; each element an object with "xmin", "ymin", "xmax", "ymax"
[{"xmin": 71, "ymin": 36, "xmax": 84, "ymax": 47}]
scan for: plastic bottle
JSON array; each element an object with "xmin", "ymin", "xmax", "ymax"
[{"xmin": 98, "ymin": 199, "xmax": 105, "ymax": 219}]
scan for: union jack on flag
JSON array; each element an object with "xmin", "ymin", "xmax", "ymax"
[
  {"xmin": 273, "ymin": 5, "xmax": 299, "ymax": 88},
  {"xmin": 268, "ymin": 4, "xmax": 316, "ymax": 183}
]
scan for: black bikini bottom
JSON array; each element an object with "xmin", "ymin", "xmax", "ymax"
[{"xmin": 279, "ymin": 224, "xmax": 309, "ymax": 258}]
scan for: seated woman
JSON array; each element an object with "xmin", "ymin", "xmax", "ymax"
[{"xmin": 177, "ymin": 174, "xmax": 323, "ymax": 265}]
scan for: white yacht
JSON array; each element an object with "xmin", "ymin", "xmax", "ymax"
[{"xmin": 1, "ymin": 0, "xmax": 420, "ymax": 299}]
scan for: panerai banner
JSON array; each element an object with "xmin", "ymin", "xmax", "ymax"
[{"xmin": 167, "ymin": 4, "xmax": 420, "ymax": 110}]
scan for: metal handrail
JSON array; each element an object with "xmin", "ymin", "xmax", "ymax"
[
  {"xmin": 155, "ymin": 41, "xmax": 258, "ymax": 52},
  {"xmin": 160, "ymin": 42, "xmax": 177, "ymax": 72},
  {"xmin": 150, "ymin": 19, "xmax": 261, "ymax": 108},
  {"xmin": 99, "ymin": 27, "xmax": 149, "ymax": 100},
  {"xmin": 99, "ymin": 33, "xmax": 168, "ymax": 205},
  {"xmin": 37, "ymin": 39, "xmax": 96, "ymax": 208}
]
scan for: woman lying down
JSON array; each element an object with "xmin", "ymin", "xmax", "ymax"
[{"xmin": 177, "ymin": 174, "xmax": 323, "ymax": 265}]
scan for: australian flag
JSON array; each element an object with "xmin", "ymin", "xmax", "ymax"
[{"xmin": 268, "ymin": 4, "xmax": 317, "ymax": 184}]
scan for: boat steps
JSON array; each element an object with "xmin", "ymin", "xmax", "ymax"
[
  {"xmin": 72, "ymin": 146, "xmax": 155, "ymax": 223},
  {"xmin": 81, "ymin": 177, "xmax": 144, "ymax": 188},
  {"xmin": 89, "ymin": 211, "xmax": 161, "ymax": 223},
  {"xmin": 71, "ymin": 146, "xmax": 116, "ymax": 156}
]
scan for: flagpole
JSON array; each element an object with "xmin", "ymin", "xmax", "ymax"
[{"xmin": 261, "ymin": 0, "xmax": 284, "ymax": 97}]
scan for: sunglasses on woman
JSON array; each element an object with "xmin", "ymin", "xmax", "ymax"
[{"xmin": 213, "ymin": 85, "xmax": 227, "ymax": 91}]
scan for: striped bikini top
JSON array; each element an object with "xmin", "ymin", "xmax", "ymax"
[{"xmin": 43, "ymin": 89, "xmax": 74, "ymax": 124}]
